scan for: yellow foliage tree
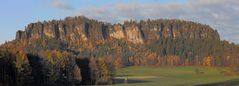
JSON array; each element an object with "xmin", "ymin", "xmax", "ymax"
[
  {"xmin": 114, "ymin": 57, "xmax": 122, "ymax": 69},
  {"xmin": 97, "ymin": 57, "xmax": 111, "ymax": 84},
  {"xmin": 203, "ymin": 56, "xmax": 214, "ymax": 66}
]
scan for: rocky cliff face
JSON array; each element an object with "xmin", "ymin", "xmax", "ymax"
[{"xmin": 16, "ymin": 16, "xmax": 220, "ymax": 44}]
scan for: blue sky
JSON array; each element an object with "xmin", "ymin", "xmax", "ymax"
[{"xmin": 0, "ymin": 0, "xmax": 238, "ymax": 44}]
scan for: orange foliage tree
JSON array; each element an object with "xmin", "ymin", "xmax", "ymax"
[{"xmin": 203, "ymin": 56, "xmax": 214, "ymax": 66}]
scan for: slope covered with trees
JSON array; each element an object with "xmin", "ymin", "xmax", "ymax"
[{"xmin": 1, "ymin": 16, "xmax": 239, "ymax": 85}]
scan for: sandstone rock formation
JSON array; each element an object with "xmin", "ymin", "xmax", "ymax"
[{"xmin": 16, "ymin": 16, "xmax": 220, "ymax": 45}]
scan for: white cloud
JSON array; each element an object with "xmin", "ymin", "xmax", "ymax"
[
  {"xmin": 75, "ymin": 0, "xmax": 239, "ymax": 43},
  {"xmin": 52, "ymin": 0, "xmax": 74, "ymax": 10}
]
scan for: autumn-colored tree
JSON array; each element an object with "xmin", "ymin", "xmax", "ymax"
[
  {"xmin": 114, "ymin": 56, "xmax": 122, "ymax": 68},
  {"xmin": 166, "ymin": 55, "xmax": 181, "ymax": 66},
  {"xmin": 203, "ymin": 56, "xmax": 214, "ymax": 66},
  {"xmin": 97, "ymin": 57, "xmax": 112, "ymax": 84}
]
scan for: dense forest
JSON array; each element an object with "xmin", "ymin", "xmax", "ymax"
[{"xmin": 1, "ymin": 16, "xmax": 239, "ymax": 86}]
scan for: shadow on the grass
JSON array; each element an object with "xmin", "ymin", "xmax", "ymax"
[
  {"xmin": 115, "ymin": 74, "xmax": 135, "ymax": 77},
  {"xmin": 195, "ymin": 79, "xmax": 239, "ymax": 86}
]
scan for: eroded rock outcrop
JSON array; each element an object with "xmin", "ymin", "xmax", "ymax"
[
  {"xmin": 124, "ymin": 23, "xmax": 144, "ymax": 44},
  {"xmin": 109, "ymin": 24, "xmax": 125, "ymax": 39},
  {"xmin": 16, "ymin": 16, "xmax": 220, "ymax": 44}
]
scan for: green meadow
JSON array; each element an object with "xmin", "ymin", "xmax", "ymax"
[{"xmin": 113, "ymin": 66, "xmax": 239, "ymax": 86}]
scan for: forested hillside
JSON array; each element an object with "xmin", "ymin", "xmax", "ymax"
[{"xmin": 1, "ymin": 16, "xmax": 239, "ymax": 86}]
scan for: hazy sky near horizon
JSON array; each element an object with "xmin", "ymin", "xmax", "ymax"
[{"xmin": 0, "ymin": 0, "xmax": 239, "ymax": 44}]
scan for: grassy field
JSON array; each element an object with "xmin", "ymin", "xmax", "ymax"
[{"xmin": 113, "ymin": 66, "xmax": 239, "ymax": 86}]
